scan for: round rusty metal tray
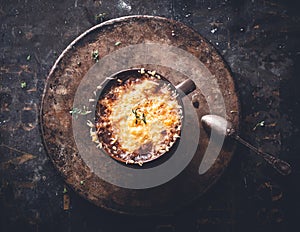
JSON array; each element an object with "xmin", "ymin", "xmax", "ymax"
[{"xmin": 40, "ymin": 15, "xmax": 240, "ymax": 215}]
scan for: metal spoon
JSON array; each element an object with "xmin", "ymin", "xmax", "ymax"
[{"xmin": 201, "ymin": 114, "xmax": 292, "ymax": 176}]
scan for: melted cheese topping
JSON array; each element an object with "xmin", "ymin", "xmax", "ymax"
[{"xmin": 96, "ymin": 76, "xmax": 182, "ymax": 162}]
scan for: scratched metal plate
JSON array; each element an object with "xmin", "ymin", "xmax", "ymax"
[{"xmin": 40, "ymin": 15, "xmax": 240, "ymax": 215}]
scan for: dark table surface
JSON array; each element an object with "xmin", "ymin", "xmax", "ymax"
[{"xmin": 1, "ymin": 0, "xmax": 300, "ymax": 232}]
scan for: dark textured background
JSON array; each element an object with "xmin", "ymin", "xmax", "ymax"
[{"xmin": 0, "ymin": 0, "xmax": 299, "ymax": 231}]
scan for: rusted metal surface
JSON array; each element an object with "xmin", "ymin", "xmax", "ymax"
[{"xmin": 40, "ymin": 15, "xmax": 239, "ymax": 214}]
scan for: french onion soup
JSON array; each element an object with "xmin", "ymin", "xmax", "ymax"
[{"xmin": 95, "ymin": 69, "xmax": 182, "ymax": 165}]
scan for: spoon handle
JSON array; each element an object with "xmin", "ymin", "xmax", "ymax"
[{"xmin": 233, "ymin": 134, "xmax": 292, "ymax": 176}]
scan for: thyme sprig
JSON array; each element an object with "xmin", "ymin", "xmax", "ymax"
[
  {"xmin": 132, "ymin": 108, "xmax": 147, "ymax": 125},
  {"xmin": 70, "ymin": 106, "xmax": 92, "ymax": 119}
]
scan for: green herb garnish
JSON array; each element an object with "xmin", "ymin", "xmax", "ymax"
[
  {"xmin": 70, "ymin": 106, "xmax": 92, "ymax": 119},
  {"xmin": 21, "ymin": 81, "xmax": 27, "ymax": 88},
  {"xmin": 142, "ymin": 113, "xmax": 146, "ymax": 124},
  {"xmin": 115, "ymin": 41, "xmax": 121, "ymax": 46},
  {"xmin": 92, "ymin": 50, "xmax": 99, "ymax": 62},
  {"xmin": 95, "ymin": 13, "xmax": 107, "ymax": 23},
  {"xmin": 132, "ymin": 108, "xmax": 146, "ymax": 124},
  {"xmin": 253, "ymin": 120, "xmax": 265, "ymax": 131}
]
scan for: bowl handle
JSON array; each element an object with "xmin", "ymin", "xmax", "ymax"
[{"xmin": 175, "ymin": 79, "xmax": 196, "ymax": 97}]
